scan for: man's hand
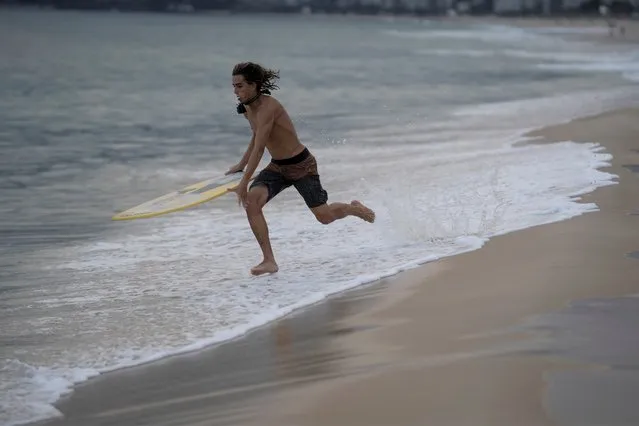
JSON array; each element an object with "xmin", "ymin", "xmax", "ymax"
[
  {"xmin": 227, "ymin": 182, "xmax": 248, "ymax": 209},
  {"xmin": 225, "ymin": 163, "xmax": 244, "ymax": 176}
]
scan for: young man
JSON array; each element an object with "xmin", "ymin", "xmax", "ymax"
[{"xmin": 226, "ymin": 62, "xmax": 375, "ymax": 276}]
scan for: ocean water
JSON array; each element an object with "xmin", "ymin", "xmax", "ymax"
[{"xmin": 2, "ymin": 9, "xmax": 639, "ymax": 426}]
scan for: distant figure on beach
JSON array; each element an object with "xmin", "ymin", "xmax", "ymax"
[
  {"xmin": 226, "ymin": 62, "xmax": 375, "ymax": 276},
  {"xmin": 600, "ymin": 3, "xmax": 626, "ymax": 38}
]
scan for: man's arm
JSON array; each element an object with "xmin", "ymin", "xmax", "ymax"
[
  {"xmin": 238, "ymin": 133, "xmax": 255, "ymax": 169},
  {"xmin": 240, "ymin": 106, "xmax": 276, "ymax": 186},
  {"xmin": 227, "ymin": 115, "xmax": 255, "ymax": 174}
]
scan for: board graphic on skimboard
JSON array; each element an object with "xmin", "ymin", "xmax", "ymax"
[{"xmin": 112, "ymin": 171, "xmax": 248, "ymax": 221}]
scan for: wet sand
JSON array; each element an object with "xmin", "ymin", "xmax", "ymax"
[
  {"xmin": 29, "ymin": 106, "xmax": 639, "ymax": 426},
  {"xmin": 253, "ymin": 108, "xmax": 639, "ymax": 426}
]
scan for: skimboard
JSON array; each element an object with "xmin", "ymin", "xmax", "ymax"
[{"xmin": 112, "ymin": 171, "xmax": 248, "ymax": 221}]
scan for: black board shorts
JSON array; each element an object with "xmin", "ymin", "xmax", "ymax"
[{"xmin": 249, "ymin": 147, "xmax": 328, "ymax": 208}]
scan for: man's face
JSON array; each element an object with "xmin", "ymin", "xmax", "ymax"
[{"xmin": 232, "ymin": 75, "xmax": 257, "ymax": 104}]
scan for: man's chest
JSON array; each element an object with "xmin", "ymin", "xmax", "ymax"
[{"xmin": 247, "ymin": 114, "xmax": 280, "ymax": 139}]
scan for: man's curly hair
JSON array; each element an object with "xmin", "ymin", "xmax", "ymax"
[{"xmin": 232, "ymin": 62, "xmax": 280, "ymax": 94}]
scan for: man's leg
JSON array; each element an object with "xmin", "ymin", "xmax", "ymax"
[
  {"xmin": 311, "ymin": 201, "xmax": 375, "ymax": 225},
  {"xmin": 293, "ymin": 175, "xmax": 375, "ymax": 225},
  {"xmin": 244, "ymin": 166, "xmax": 292, "ymax": 275},
  {"xmin": 245, "ymin": 184, "xmax": 279, "ymax": 275}
]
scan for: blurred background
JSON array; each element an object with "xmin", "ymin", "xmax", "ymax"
[{"xmin": 0, "ymin": 0, "xmax": 637, "ymax": 20}]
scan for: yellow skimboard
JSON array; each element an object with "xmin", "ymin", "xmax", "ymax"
[{"xmin": 112, "ymin": 171, "xmax": 248, "ymax": 221}]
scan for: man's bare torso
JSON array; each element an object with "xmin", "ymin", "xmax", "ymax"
[{"xmin": 245, "ymin": 96, "xmax": 305, "ymax": 161}]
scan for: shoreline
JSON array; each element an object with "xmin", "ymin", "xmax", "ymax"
[
  {"xmin": 26, "ymin": 106, "xmax": 639, "ymax": 425},
  {"xmin": 252, "ymin": 107, "xmax": 639, "ymax": 426}
]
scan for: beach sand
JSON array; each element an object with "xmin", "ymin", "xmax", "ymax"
[
  {"xmin": 29, "ymin": 105, "xmax": 639, "ymax": 426},
  {"xmin": 251, "ymin": 107, "xmax": 639, "ymax": 426}
]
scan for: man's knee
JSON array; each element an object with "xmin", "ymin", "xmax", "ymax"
[
  {"xmin": 312, "ymin": 204, "xmax": 334, "ymax": 225},
  {"xmin": 316, "ymin": 214, "xmax": 334, "ymax": 225},
  {"xmin": 246, "ymin": 185, "xmax": 268, "ymax": 215}
]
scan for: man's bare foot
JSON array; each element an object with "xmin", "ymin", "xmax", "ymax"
[
  {"xmin": 350, "ymin": 200, "xmax": 375, "ymax": 223},
  {"xmin": 251, "ymin": 260, "xmax": 279, "ymax": 276}
]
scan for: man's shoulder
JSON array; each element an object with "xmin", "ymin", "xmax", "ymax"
[
  {"xmin": 258, "ymin": 96, "xmax": 285, "ymax": 116},
  {"xmin": 265, "ymin": 95, "xmax": 284, "ymax": 109}
]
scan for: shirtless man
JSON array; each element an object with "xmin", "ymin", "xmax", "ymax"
[{"xmin": 226, "ymin": 62, "xmax": 375, "ymax": 276}]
